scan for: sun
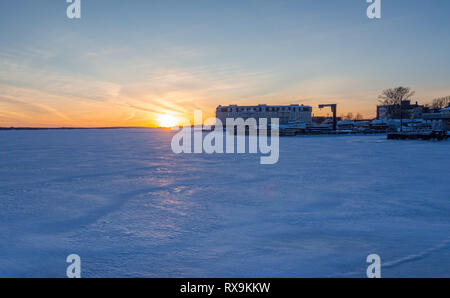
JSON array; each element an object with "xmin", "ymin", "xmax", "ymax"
[{"xmin": 156, "ymin": 114, "xmax": 179, "ymax": 128}]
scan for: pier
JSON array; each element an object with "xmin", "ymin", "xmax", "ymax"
[{"xmin": 387, "ymin": 130, "xmax": 448, "ymax": 141}]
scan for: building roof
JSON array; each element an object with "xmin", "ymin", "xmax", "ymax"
[{"xmin": 217, "ymin": 104, "xmax": 311, "ymax": 108}]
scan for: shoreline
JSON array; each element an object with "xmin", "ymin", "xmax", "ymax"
[{"xmin": 0, "ymin": 126, "xmax": 159, "ymax": 131}]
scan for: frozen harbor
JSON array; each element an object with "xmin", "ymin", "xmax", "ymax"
[{"xmin": 0, "ymin": 129, "xmax": 449, "ymax": 277}]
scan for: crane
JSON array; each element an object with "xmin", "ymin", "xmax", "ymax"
[{"xmin": 318, "ymin": 104, "xmax": 337, "ymax": 131}]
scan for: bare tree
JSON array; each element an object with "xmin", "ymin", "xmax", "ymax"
[
  {"xmin": 378, "ymin": 87, "xmax": 415, "ymax": 105},
  {"xmin": 355, "ymin": 113, "xmax": 363, "ymax": 121},
  {"xmin": 378, "ymin": 86, "xmax": 415, "ymax": 121},
  {"xmin": 430, "ymin": 96, "xmax": 450, "ymax": 109},
  {"xmin": 378, "ymin": 87, "xmax": 415, "ymax": 131},
  {"xmin": 343, "ymin": 112, "xmax": 353, "ymax": 120}
]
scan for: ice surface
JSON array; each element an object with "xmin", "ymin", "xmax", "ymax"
[{"xmin": 0, "ymin": 129, "xmax": 449, "ymax": 277}]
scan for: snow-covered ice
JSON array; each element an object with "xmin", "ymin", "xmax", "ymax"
[{"xmin": 0, "ymin": 129, "xmax": 449, "ymax": 277}]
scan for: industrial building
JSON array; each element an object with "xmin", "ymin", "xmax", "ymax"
[
  {"xmin": 376, "ymin": 100, "xmax": 427, "ymax": 120},
  {"xmin": 216, "ymin": 104, "xmax": 312, "ymax": 126}
]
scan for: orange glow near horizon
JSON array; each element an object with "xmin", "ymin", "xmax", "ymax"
[{"xmin": 156, "ymin": 113, "xmax": 180, "ymax": 128}]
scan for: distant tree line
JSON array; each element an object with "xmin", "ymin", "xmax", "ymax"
[
  {"xmin": 378, "ymin": 86, "xmax": 450, "ymax": 110},
  {"xmin": 341, "ymin": 112, "xmax": 364, "ymax": 121},
  {"xmin": 428, "ymin": 96, "xmax": 450, "ymax": 109}
]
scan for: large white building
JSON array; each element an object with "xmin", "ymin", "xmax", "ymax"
[{"xmin": 216, "ymin": 104, "xmax": 312, "ymax": 126}]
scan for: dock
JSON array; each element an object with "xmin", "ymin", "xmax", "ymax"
[{"xmin": 387, "ymin": 130, "xmax": 448, "ymax": 141}]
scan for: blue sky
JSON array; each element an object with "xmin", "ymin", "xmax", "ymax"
[{"xmin": 1, "ymin": 0, "xmax": 450, "ymax": 126}]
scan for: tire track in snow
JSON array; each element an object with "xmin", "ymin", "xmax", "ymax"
[
  {"xmin": 382, "ymin": 237, "xmax": 450, "ymax": 269},
  {"xmin": 332, "ymin": 237, "xmax": 450, "ymax": 277}
]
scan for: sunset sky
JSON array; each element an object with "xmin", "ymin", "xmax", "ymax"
[{"xmin": 1, "ymin": 0, "xmax": 450, "ymax": 127}]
